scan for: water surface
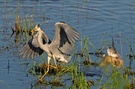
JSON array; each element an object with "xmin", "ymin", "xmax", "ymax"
[{"xmin": 0, "ymin": 0, "xmax": 135, "ymax": 89}]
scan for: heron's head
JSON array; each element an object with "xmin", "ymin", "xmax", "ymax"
[
  {"xmin": 107, "ymin": 47, "xmax": 118, "ymax": 57},
  {"xmin": 30, "ymin": 24, "xmax": 41, "ymax": 36},
  {"xmin": 107, "ymin": 47, "xmax": 114, "ymax": 55}
]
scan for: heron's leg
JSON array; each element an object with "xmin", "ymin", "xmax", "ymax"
[
  {"xmin": 53, "ymin": 57, "xmax": 57, "ymax": 68},
  {"xmin": 52, "ymin": 56, "xmax": 58, "ymax": 72},
  {"xmin": 39, "ymin": 56, "xmax": 51, "ymax": 82}
]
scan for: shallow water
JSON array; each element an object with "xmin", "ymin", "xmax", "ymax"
[{"xmin": 0, "ymin": 0, "xmax": 135, "ymax": 89}]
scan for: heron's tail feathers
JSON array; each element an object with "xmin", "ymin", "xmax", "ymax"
[
  {"xmin": 65, "ymin": 55, "xmax": 71, "ymax": 63},
  {"xmin": 60, "ymin": 55, "xmax": 71, "ymax": 63}
]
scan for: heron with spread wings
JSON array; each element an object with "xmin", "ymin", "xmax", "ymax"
[{"xmin": 19, "ymin": 22, "xmax": 79, "ymax": 82}]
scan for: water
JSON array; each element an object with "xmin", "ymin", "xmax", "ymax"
[{"xmin": 0, "ymin": 0, "xmax": 135, "ymax": 89}]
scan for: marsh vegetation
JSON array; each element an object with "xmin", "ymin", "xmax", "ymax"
[{"xmin": 0, "ymin": 0, "xmax": 135, "ymax": 89}]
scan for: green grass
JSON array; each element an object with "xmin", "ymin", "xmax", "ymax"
[
  {"xmin": 68, "ymin": 62, "xmax": 89, "ymax": 89},
  {"xmin": 11, "ymin": 15, "xmax": 36, "ymax": 43},
  {"xmin": 10, "ymin": 11, "xmax": 135, "ymax": 89},
  {"xmin": 101, "ymin": 68, "xmax": 128, "ymax": 89},
  {"xmin": 27, "ymin": 34, "xmax": 135, "ymax": 89},
  {"xmin": 2, "ymin": 0, "xmax": 135, "ymax": 89}
]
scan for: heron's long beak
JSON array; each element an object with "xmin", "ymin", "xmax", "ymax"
[
  {"xmin": 29, "ymin": 29, "xmax": 35, "ymax": 36},
  {"xmin": 29, "ymin": 24, "xmax": 39, "ymax": 36}
]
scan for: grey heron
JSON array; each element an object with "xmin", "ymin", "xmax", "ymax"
[{"xmin": 19, "ymin": 22, "xmax": 79, "ymax": 82}]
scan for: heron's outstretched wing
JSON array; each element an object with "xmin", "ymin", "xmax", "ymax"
[
  {"xmin": 19, "ymin": 32, "xmax": 49, "ymax": 59},
  {"xmin": 49, "ymin": 22, "xmax": 79, "ymax": 54}
]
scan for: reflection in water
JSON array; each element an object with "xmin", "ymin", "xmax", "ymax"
[
  {"xmin": 11, "ymin": 16, "xmax": 21, "ymax": 36},
  {"xmin": 7, "ymin": 59, "xmax": 10, "ymax": 74}
]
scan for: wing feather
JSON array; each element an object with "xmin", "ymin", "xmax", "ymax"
[
  {"xmin": 49, "ymin": 22, "xmax": 79, "ymax": 54},
  {"xmin": 19, "ymin": 24, "xmax": 52, "ymax": 59},
  {"xmin": 19, "ymin": 39, "xmax": 44, "ymax": 59},
  {"xmin": 19, "ymin": 31, "xmax": 49, "ymax": 59}
]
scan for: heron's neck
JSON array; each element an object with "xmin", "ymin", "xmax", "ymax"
[
  {"xmin": 37, "ymin": 30, "xmax": 44, "ymax": 46},
  {"xmin": 37, "ymin": 30, "xmax": 50, "ymax": 54}
]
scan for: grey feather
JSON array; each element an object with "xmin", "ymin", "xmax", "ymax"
[
  {"xmin": 49, "ymin": 22, "xmax": 79, "ymax": 54},
  {"xmin": 20, "ymin": 22, "xmax": 79, "ymax": 64}
]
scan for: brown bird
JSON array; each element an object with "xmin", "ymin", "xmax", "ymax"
[{"xmin": 100, "ymin": 38, "xmax": 123, "ymax": 68}]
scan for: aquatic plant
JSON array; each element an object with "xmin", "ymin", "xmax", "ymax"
[
  {"xmin": 69, "ymin": 62, "xmax": 90, "ymax": 89},
  {"xmin": 11, "ymin": 15, "xmax": 36, "ymax": 43},
  {"xmin": 101, "ymin": 68, "xmax": 129, "ymax": 89},
  {"xmin": 80, "ymin": 36, "xmax": 91, "ymax": 65}
]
